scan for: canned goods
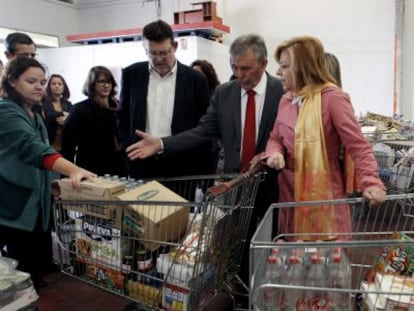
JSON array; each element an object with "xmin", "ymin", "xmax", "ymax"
[{"xmin": 136, "ymin": 248, "xmax": 153, "ymax": 272}]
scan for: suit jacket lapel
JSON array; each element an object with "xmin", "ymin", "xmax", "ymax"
[
  {"xmin": 257, "ymin": 74, "xmax": 276, "ymax": 150},
  {"xmin": 134, "ymin": 64, "xmax": 150, "ymax": 131},
  {"xmin": 230, "ymin": 83, "xmax": 242, "ymax": 148},
  {"xmin": 171, "ymin": 62, "xmax": 185, "ymax": 134}
]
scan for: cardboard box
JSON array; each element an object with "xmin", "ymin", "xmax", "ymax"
[
  {"xmin": 375, "ymin": 273, "xmax": 414, "ymax": 307},
  {"xmin": 57, "ymin": 177, "xmax": 125, "ymax": 221},
  {"xmin": 162, "ymin": 265, "xmax": 215, "ymax": 311},
  {"xmin": 118, "ymin": 181, "xmax": 190, "ymax": 251}
]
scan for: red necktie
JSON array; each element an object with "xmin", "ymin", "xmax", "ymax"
[{"xmin": 241, "ymin": 90, "xmax": 256, "ymax": 171}]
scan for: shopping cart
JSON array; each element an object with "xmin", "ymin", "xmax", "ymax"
[
  {"xmin": 250, "ymin": 193, "xmax": 414, "ymax": 310},
  {"xmin": 372, "ymin": 140, "xmax": 414, "ymax": 194},
  {"xmin": 53, "ymin": 168, "xmax": 264, "ymax": 310}
]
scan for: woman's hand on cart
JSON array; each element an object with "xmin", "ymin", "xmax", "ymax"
[
  {"xmin": 126, "ymin": 130, "xmax": 161, "ymax": 160},
  {"xmin": 264, "ymin": 152, "xmax": 285, "ymax": 170},
  {"xmin": 362, "ymin": 185, "xmax": 386, "ymax": 206}
]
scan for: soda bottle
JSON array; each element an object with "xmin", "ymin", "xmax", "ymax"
[
  {"xmin": 254, "ymin": 255, "xmax": 285, "ymax": 310},
  {"xmin": 285, "ymin": 252, "xmax": 306, "ymax": 311},
  {"xmin": 327, "ymin": 248, "xmax": 351, "ymax": 310},
  {"xmin": 307, "ymin": 253, "xmax": 329, "ymax": 311}
]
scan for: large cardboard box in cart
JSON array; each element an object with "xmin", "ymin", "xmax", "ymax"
[
  {"xmin": 118, "ymin": 181, "xmax": 190, "ymax": 251},
  {"xmin": 57, "ymin": 177, "xmax": 125, "ymax": 223}
]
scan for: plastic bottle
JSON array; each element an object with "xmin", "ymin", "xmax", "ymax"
[
  {"xmin": 285, "ymin": 253, "xmax": 306, "ymax": 311},
  {"xmin": 254, "ymin": 255, "xmax": 285, "ymax": 311},
  {"xmin": 307, "ymin": 253, "xmax": 329, "ymax": 311},
  {"xmin": 327, "ymin": 248, "xmax": 351, "ymax": 311},
  {"xmin": 194, "ymin": 185, "xmax": 204, "ymax": 214}
]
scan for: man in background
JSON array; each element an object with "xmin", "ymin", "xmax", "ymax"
[
  {"xmin": 4, "ymin": 32, "xmax": 37, "ymax": 60},
  {"xmin": 118, "ymin": 19, "xmax": 216, "ymax": 179}
]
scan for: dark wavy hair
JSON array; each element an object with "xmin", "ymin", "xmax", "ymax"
[
  {"xmin": 82, "ymin": 66, "xmax": 118, "ymax": 109},
  {"xmin": 1, "ymin": 56, "xmax": 45, "ymax": 105},
  {"xmin": 45, "ymin": 74, "xmax": 71, "ymax": 102},
  {"xmin": 191, "ymin": 59, "xmax": 220, "ymax": 94}
]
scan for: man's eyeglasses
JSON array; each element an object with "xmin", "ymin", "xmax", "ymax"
[
  {"xmin": 146, "ymin": 47, "xmax": 173, "ymax": 58},
  {"xmin": 15, "ymin": 53, "xmax": 37, "ymax": 58},
  {"xmin": 96, "ymin": 80, "xmax": 112, "ymax": 86}
]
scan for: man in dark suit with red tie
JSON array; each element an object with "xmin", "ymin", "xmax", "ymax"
[
  {"xmin": 118, "ymin": 19, "xmax": 215, "ymax": 179},
  {"xmin": 126, "ymin": 34, "xmax": 284, "ymax": 301}
]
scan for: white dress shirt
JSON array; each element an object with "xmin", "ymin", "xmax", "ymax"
[{"xmin": 146, "ymin": 62, "xmax": 177, "ymax": 137}]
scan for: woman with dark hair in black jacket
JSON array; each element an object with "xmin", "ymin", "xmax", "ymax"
[
  {"xmin": 61, "ymin": 66, "xmax": 126, "ymax": 177},
  {"xmin": 43, "ymin": 74, "xmax": 72, "ymax": 152}
]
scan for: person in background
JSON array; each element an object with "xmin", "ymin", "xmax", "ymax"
[
  {"xmin": 1, "ymin": 32, "xmax": 37, "ymax": 99},
  {"xmin": 4, "ymin": 32, "xmax": 36, "ymax": 61},
  {"xmin": 265, "ymin": 36, "xmax": 386, "ymax": 240},
  {"xmin": 118, "ymin": 19, "xmax": 215, "ymax": 179},
  {"xmin": 190, "ymin": 59, "xmax": 220, "ymax": 99},
  {"xmin": 325, "ymin": 52, "xmax": 342, "ymax": 88},
  {"xmin": 0, "ymin": 57, "xmax": 96, "ymax": 289},
  {"xmin": 0, "ymin": 59, "xmax": 4, "ymax": 77},
  {"xmin": 61, "ymin": 66, "xmax": 126, "ymax": 177},
  {"xmin": 190, "ymin": 59, "xmax": 222, "ymax": 172},
  {"xmin": 124, "ymin": 34, "xmax": 284, "ymax": 304},
  {"xmin": 43, "ymin": 74, "xmax": 73, "ymax": 152}
]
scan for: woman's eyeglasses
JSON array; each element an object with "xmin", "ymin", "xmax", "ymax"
[{"xmin": 96, "ymin": 80, "xmax": 112, "ymax": 86}]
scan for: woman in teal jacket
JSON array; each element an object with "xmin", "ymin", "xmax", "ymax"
[{"xmin": 0, "ymin": 57, "xmax": 96, "ymax": 288}]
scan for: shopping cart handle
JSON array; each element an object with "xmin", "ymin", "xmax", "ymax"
[{"xmin": 207, "ymin": 161, "xmax": 266, "ymax": 196}]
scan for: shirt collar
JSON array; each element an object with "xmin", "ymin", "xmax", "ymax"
[
  {"xmin": 148, "ymin": 59, "xmax": 177, "ymax": 78},
  {"xmin": 243, "ymin": 72, "xmax": 267, "ymax": 97}
]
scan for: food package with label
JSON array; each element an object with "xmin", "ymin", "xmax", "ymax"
[
  {"xmin": 375, "ymin": 273, "xmax": 414, "ymax": 309},
  {"xmin": 373, "ymin": 232, "xmax": 414, "ymax": 276}
]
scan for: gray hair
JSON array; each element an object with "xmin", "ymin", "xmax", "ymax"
[{"xmin": 229, "ymin": 34, "xmax": 267, "ymax": 62}]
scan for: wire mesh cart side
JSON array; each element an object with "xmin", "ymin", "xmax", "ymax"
[
  {"xmin": 372, "ymin": 140, "xmax": 414, "ymax": 193},
  {"xmin": 53, "ymin": 171, "xmax": 263, "ymax": 311},
  {"xmin": 250, "ymin": 193, "xmax": 414, "ymax": 311}
]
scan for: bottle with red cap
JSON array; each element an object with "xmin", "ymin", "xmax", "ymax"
[
  {"xmin": 307, "ymin": 253, "xmax": 329, "ymax": 311},
  {"xmin": 327, "ymin": 247, "xmax": 351, "ymax": 310},
  {"xmin": 254, "ymin": 255, "xmax": 285, "ymax": 310},
  {"xmin": 285, "ymin": 250, "xmax": 306, "ymax": 310}
]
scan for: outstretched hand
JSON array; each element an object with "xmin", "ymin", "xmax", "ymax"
[{"xmin": 126, "ymin": 130, "xmax": 162, "ymax": 160}]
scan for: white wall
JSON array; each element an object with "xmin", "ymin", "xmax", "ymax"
[
  {"xmin": 37, "ymin": 36, "xmax": 230, "ymax": 103},
  {"xmin": 220, "ymin": 0, "xmax": 395, "ymax": 117},
  {"xmin": 1, "ymin": 0, "xmax": 410, "ymax": 118},
  {"xmin": 0, "ymin": 0, "xmax": 79, "ymax": 51}
]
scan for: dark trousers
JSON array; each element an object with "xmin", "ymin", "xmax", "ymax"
[{"xmin": 0, "ymin": 214, "xmax": 50, "ymax": 282}]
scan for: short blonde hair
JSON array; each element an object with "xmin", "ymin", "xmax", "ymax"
[{"xmin": 275, "ymin": 36, "xmax": 336, "ymax": 92}]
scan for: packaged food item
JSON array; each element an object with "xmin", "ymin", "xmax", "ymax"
[{"xmin": 373, "ymin": 232, "xmax": 414, "ymax": 276}]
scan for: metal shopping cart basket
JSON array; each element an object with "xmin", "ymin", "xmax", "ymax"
[
  {"xmin": 53, "ymin": 169, "xmax": 264, "ymax": 311},
  {"xmin": 372, "ymin": 140, "xmax": 414, "ymax": 194},
  {"xmin": 250, "ymin": 193, "xmax": 414, "ymax": 311}
]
